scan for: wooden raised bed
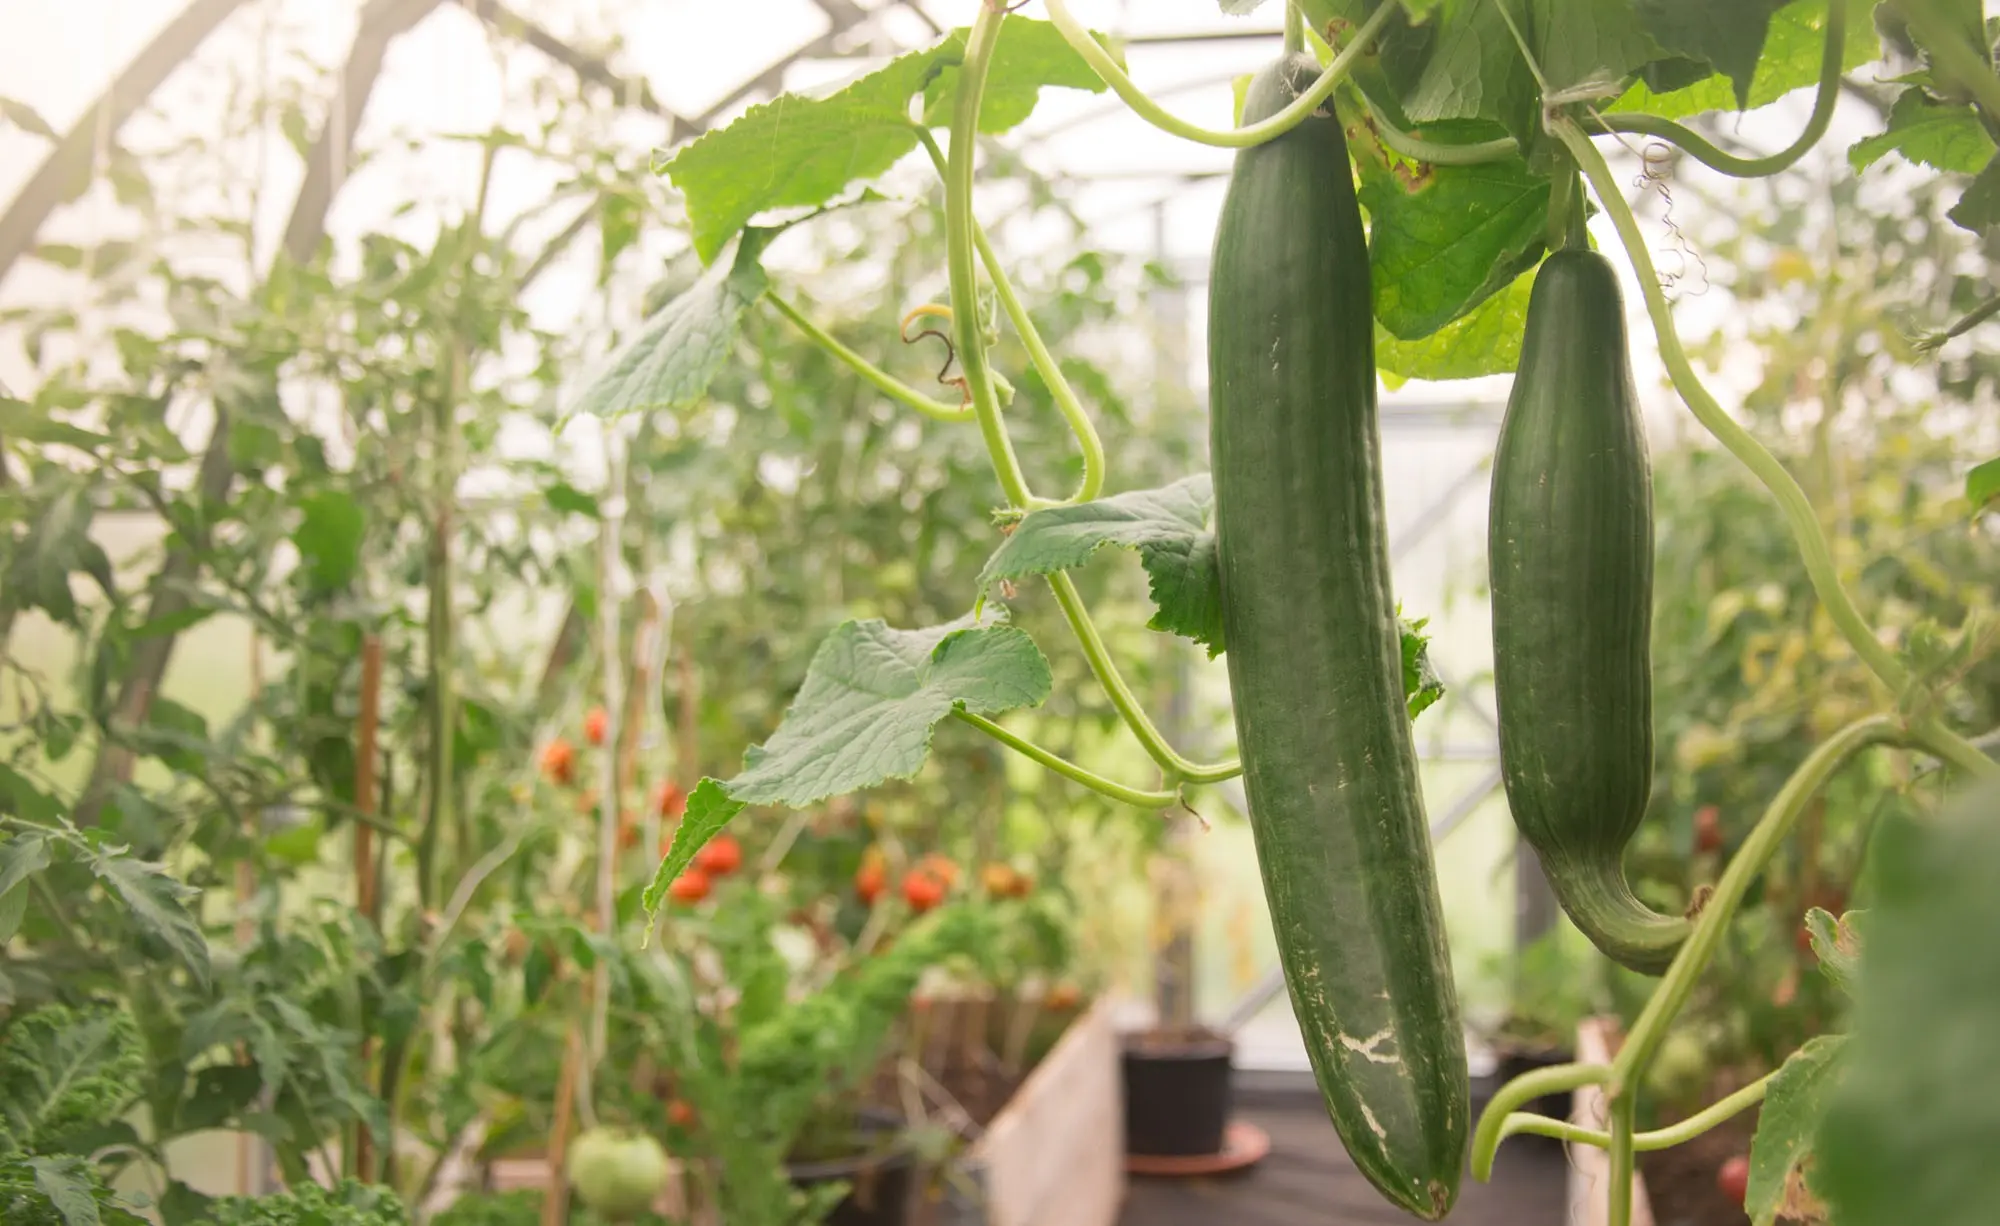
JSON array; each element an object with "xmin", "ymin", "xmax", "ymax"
[{"xmin": 931, "ymin": 995, "xmax": 1123, "ymax": 1226}]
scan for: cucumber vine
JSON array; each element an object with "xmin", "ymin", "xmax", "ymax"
[{"xmin": 623, "ymin": 0, "xmax": 2000, "ymax": 1219}]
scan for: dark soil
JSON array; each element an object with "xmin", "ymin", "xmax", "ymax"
[{"xmin": 1637, "ymin": 1103, "xmax": 1757, "ymax": 1226}]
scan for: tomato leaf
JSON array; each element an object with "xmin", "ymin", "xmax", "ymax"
[
  {"xmin": 733, "ymin": 614, "xmax": 1052, "ymax": 807},
  {"xmin": 977, "ymin": 475, "xmax": 1223, "ymax": 655},
  {"xmin": 1969, "ymin": 456, "xmax": 2000, "ymax": 510},
  {"xmin": 1746, "ymin": 1034, "xmax": 1846, "ymax": 1226},
  {"xmin": 292, "ymin": 489, "xmax": 365, "ymax": 593},
  {"xmin": 1631, "ymin": 0, "xmax": 1780, "ymax": 109},
  {"xmin": 1375, "ymin": 268, "xmax": 1531, "ymax": 381},
  {"xmin": 87, "ymin": 851, "xmax": 211, "ymax": 990},
  {"xmin": 0, "ymin": 831, "xmax": 52, "ymax": 944},
  {"xmin": 1362, "ymin": 157, "xmax": 1549, "ymax": 340},
  {"xmin": 1802, "ymin": 906, "xmax": 1862, "ymax": 995},
  {"xmin": 1816, "ymin": 786, "xmax": 2000, "ymax": 1226},
  {"xmin": 1850, "ymin": 88, "xmax": 1996, "ymax": 173},
  {"xmin": 568, "ymin": 228, "xmax": 772, "ymax": 420},
  {"xmin": 664, "ymin": 16, "xmax": 1108, "ymax": 264}
]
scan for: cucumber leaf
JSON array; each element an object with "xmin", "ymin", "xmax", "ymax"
[
  {"xmin": 1746, "ymin": 1035, "xmax": 1847, "ymax": 1226},
  {"xmin": 641, "ymin": 615, "xmax": 1054, "ymax": 929},
  {"xmin": 1802, "ymin": 906, "xmax": 1863, "ymax": 995},
  {"xmin": 1631, "ymin": 0, "xmax": 1781, "ymax": 109},
  {"xmin": 1376, "ymin": 264, "xmax": 1532, "ymax": 382},
  {"xmin": 1969, "ymin": 456, "xmax": 2000, "ymax": 510},
  {"xmin": 1610, "ymin": 0, "xmax": 1873, "ymax": 119},
  {"xmin": 1816, "ymin": 786, "xmax": 2000, "ymax": 1226},
  {"xmin": 567, "ymin": 228, "xmax": 773, "ymax": 420},
  {"xmin": 663, "ymin": 16, "xmax": 1108, "ymax": 264},
  {"xmin": 977, "ymin": 476, "xmax": 1223, "ymax": 655},
  {"xmin": 1361, "ymin": 157, "xmax": 1549, "ymax": 341},
  {"xmin": 1850, "ymin": 88, "xmax": 1996, "ymax": 173}
]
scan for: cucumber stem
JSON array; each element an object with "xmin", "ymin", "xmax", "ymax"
[
  {"xmin": 1607, "ymin": 714, "xmax": 1903, "ymax": 1100},
  {"xmin": 1470, "ymin": 1062, "xmax": 1610, "ymax": 1181},
  {"xmin": 1558, "ymin": 120, "xmax": 1909, "ymax": 693},
  {"xmin": 1284, "ymin": 0, "xmax": 1304, "ymax": 54},
  {"xmin": 1498, "ymin": 1071, "xmax": 1772, "ymax": 1152},
  {"xmin": 917, "ymin": 129, "xmax": 1106, "ymax": 503},
  {"xmin": 1606, "ymin": 1091, "xmax": 1636, "ymax": 1226},
  {"xmin": 766, "ymin": 292, "xmax": 974, "ymax": 423},
  {"xmin": 1042, "ymin": 0, "xmax": 1396, "ymax": 149},
  {"xmin": 1591, "ymin": 0, "xmax": 1847, "ymax": 179},
  {"xmin": 1360, "ymin": 93, "xmax": 1523, "ymax": 165},
  {"xmin": 945, "ymin": 7, "xmax": 1036, "ymax": 510},
  {"xmin": 953, "ymin": 710, "xmax": 1176, "ymax": 809}
]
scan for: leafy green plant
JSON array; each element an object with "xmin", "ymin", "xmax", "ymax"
[
  {"xmin": 196, "ymin": 1180, "xmax": 406, "ymax": 1226},
  {"xmin": 0, "ymin": 1002, "xmax": 144, "ymax": 1156},
  {"xmin": 0, "ymin": 1153, "xmax": 147, "ymax": 1226}
]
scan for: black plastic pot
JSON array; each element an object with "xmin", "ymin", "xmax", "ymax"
[
  {"xmin": 787, "ymin": 1110, "xmax": 915, "ymax": 1226},
  {"xmin": 1120, "ymin": 1028, "xmax": 1235, "ymax": 1157}
]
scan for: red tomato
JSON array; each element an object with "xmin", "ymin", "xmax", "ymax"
[
  {"xmin": 919, "ymin": 854, "xmax": 960, "ymax": 888},
  {"xmin": 1717, "ymin": 1155, "xmax": 1750, "ymax": 1205},
  {"xmin": 502, "ymin": 927, "xmax": 530, "ymax": 966},
  {"xmin": 666, "ymin": 1099, "xmax": 697, "ymax": 1129},
  {"xmin": 583, "ymin": 706, "xmax": 609, "ymax": 746},
  {"xmin": 618, "ymin": 811, "xmax": 641, "ymax": 851},
  {"xmin": 855, "ymin": 858, "xmax": 887, "ymax": 905},
  {"xmin": 694, "ymin": 833, "xmax": 742, "ymax": 877},
  {"xmin": 902, "ymin": 869, "xmax": 947, "ymax": 913},
  {"xmin": 667, "ymin": 868, "xmax": 711, "ymax": 904},
  {"xmin": 540, "ymin": 738, "xmax": 576, "ymax": 786},
  {"xmin": 652, "ymin": 780, "xmax": 687, "ymax": 818},
  {"xmin": 1693, "ymin": 805, "xmax": 1723, "ymax": 854},
  {"xmin": 1044, "ymin": 982, "xmax": 1082, "ymax": 1011}
]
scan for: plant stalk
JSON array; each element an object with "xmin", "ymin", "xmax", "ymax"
[
  {"xmin": 954, "ymin": 710, "xmax": 1177, "ymax": 809},
  {"xmin": 1559, "ymin": 120, "xmax": 1908, "ymax": 692},
  {"xmin": 1042, "ymin": 0, "xmax": 1395, "ymax": 149}
]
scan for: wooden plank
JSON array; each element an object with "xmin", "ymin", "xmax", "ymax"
[
  {"xmin": 1568, "ymin": 1017, "xmax": 1655, "ymax": 1226},
  {"xmin": 962, "ymin": 996, "xmax": 1123, "ymax": 1226}
]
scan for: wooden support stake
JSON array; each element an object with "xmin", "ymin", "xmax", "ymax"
[
  {"xmin": 543, "ymin": 1026, "xmax": 585, "ymax": 1226},
  {"xmin": 353, "ymin": 634, "xmax": 384, "ymax": 1178}
]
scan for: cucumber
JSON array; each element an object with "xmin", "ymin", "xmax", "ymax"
[
  {"xmin": 1209, "ymin": 53, "xmax": 1468, "ymax": 1220},
  {"xmin": 1488, "ymin": 247, "xmax": 1689, "ymax": 975}
]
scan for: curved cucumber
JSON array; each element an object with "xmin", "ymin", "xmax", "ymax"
[
  {"xmin": 1209, "ymin": 53, "xmax": 1468, "ymax": 1220},
  {"xmin": 1489, "ymin": 248, "xmax": 1689, "ymax": 975}
]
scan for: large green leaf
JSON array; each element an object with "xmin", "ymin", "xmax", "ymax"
[
  {"xmin": 0, "ymin": 1004, "xmax": 145, "ymax": 1155},
  {"xmin": 731, "ymin": 614, "xmax": 1052, "ymax": 807},
  {"xmin": 87, "ymin": 851, "xmax": 211, "ymax": 989},
  {"xmin": 1815, "ymin": 785, "xmax": 2000, "ymax": 1226},
  {"xmin": 1970, "ymin": 456, "xmax": 2000, "ymax": 510},
  {"xmin": 568, "ymin": 228, "xmax": 772, "ymax": 419},
  {"xmin": 3, "ymin": 485, "xmax": 113, "ymax": 628},
  {"xmin": 1362, "ymin": 157, "xmax": 1549, "ymax": 340},
  {"xmin": 1406, "ymin": 0, "xmax": 1658, "ymax": 139},
  {"xmin": 1611, "ymin": 0, "xmax": 1872, "ymax": 118},
  {"xmin": 977, "ymin": 476, "xmax": 1223, "ymax": 655},
  {"xmin": 1947, "ymin": 159, "xmax": 2000, "ymax": 234},
  {"xmin": 642, "ymin": 778, "xmax": 745, "ymax": 928},
  {"xmin": 663, "ymin": 16, "xmax": 1108, "ymax": 264},
  {"xmin": 1850, "ymin": 88, "xmax": 1996, "ymax": 173},
  {"xmin": 0, "ymin": 831, "xmax": 51, "ymax": 944},
  {"xmin": 1631, "ymin": 0, "xmax": 1782, "ymax": 108},
  {"xmin": 1375, "ymin": 268, "xmax": 1532, "ymax": 381},
  {"xmin": 292, "ymin": 489, "xmax": 365, "ymax": 593},
  {"xmin": 1746, "ymin": 1034, "xmax": 1847, "ymax": 1226}
]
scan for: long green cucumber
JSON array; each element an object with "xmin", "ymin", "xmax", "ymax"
[
  {"xmin": 1488, "ymin": 247, "xmax": 1689, "ymax": 975},
  {"xmin": 1209, "ymin": 52, "xmax": 1468, "ymax": 1220}
]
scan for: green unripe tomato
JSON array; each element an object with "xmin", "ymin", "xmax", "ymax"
[{"xmin": 567, "ymin": 1126, "xmax": 669, "ymax": 1220}]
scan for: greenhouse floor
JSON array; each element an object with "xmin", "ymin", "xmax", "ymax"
[{"xmin": 1117, "ymin": 1074, "xmax": 1568, "ymax": 1226}]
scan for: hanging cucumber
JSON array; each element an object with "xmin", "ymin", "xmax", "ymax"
[
  {"xmin": 1488, "ymin": 246, "xmax": 1690, "ymax": 975},
  {"xmin": 1209, "ymin": 52, "xmax": 1468, "ymax": 1220}
]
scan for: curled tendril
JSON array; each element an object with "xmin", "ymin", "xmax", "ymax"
[
  {"xmin": 1631, "ymin": 140, "xmax": 1710, "ymax": 299},
  {"xmin": 899, "ymin": 304, "xmax": 971, "ymax": 407}
]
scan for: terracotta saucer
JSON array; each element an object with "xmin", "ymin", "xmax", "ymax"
[{"xmin": 1125, "ymin": 1120, "xmax": 1272, "ymax": 1177}]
